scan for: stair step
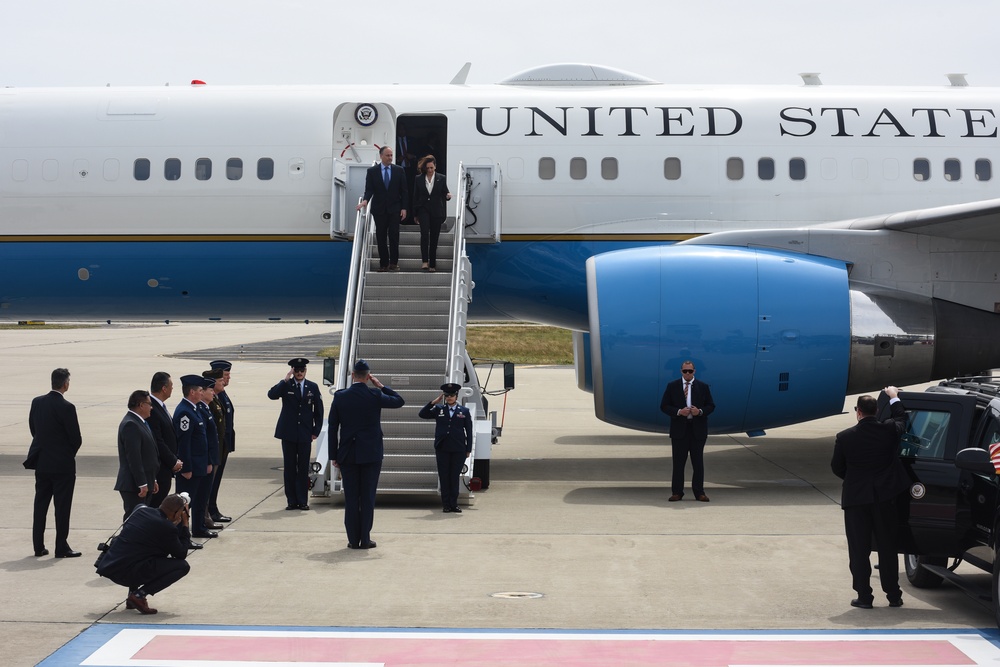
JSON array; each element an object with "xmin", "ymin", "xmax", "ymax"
[
  {"xmin": 357, "ymin": 329, "xmax": 448, "ymax": 345},
  {"xmin": 360, "ymin": 314, "xmax": 450, "ymax": 329},
  {"xmin": 364, "ymin": 300, "xmax": 450, "ymax": 314},
  {"xmin": 354, "ymin": 343, "xmax": 447, "ymax": 359}
]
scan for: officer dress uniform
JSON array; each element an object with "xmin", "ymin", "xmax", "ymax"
[
  {"xmin": 418, "ymin": 383, "xmax": 473, "ymax": 512},
  {"xmin": 208, "ymin": 360, "xmax": 235, "ymax": 522},
  {"xmin": 198, "ymin": 390, "xmax": 223, "ymax": 527},
  {"xmin": 267, "ymin": 359, "xmax": 324, "ymax": 509},
  {"xmin": 173, "ymin": 376, "xmax": 215, "ymax": 537}
]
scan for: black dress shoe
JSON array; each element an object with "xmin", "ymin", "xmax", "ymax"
[
  {"xmin": 888, "ymin": 598, "xmax": 904, "ymax": 608},
  {"xmin": 188, "ymin": 542, "xmax": 204, "ymax": 550},
  {"xmin": 213, "ymin": 515, "xmax": 232, "ymax": 522},
  {"xmin": 347, "ymin": 543, "xmax": 361, "ymax": 549},
  {"xmin": 192, "ymin": 530, "xmax": 218, "ymax": 538},
  {"xmin": 204, "ymin": 521, "xmax": 224, "ymax": 530},
  {"xmin": 450, "ymin": 506, "xmax": 462, "ymax": 513},
  {"xmin": 442, "ymin": 507, "xmax": 451, "ymax": 513},
  {"xmin": 850, "ymin": 598, "xmax": 874, "ymax": 609},
  {"xmin": 358, "ymin": 540, "xmax": 377, "ymax": 549},
  {"xmin": 286, "ymin": 504, "xmax": 297, "ymax": 510},
  {"xmin": 55, "ymin": 550, "xmax": 82, "ymax": 558},
  {"xmin": 34, "ymin": 548, "xmax": 49, "ymax": 557},
  {"xmin": 298, "ymin": 504, "xmax": 310, "ymax": 510}
]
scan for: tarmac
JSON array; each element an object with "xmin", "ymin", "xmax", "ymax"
[{"xmin": 0, "ymin": 322, "xmax": 996, "ymax": 666}]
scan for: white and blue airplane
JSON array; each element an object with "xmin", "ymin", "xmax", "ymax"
[{"xmin": 3, "ymin": 64, "xmax": 1000, "ymax": 435}]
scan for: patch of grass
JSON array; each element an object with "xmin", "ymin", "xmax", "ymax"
[{"xmin": 318, "ymin": 325, "xmax": 574, "ymax": 365}]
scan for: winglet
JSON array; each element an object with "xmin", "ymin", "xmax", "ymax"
[{"xmin": 450, "ymin": 62, "xmax": 472, "ymax": 85}]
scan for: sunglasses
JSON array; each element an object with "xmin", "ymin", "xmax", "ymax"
[{"xmin": 681, "ymin": 369, "xmax": 695, "ymax": 374}]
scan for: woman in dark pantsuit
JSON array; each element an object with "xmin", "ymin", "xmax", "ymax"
[{"xmin": 412, "ymin": 155, "xmax": 451, "ymax": 272}]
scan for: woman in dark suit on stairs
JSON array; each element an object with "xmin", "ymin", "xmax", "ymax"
[{"xmin": 412, "ymin": 155, "xmax": 451, "ymax": 272}]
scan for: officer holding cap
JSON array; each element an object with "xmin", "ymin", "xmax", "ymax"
[
  {"xmin": 267, "ymin": 358, "xmax": 324, "ymax": 510},
  {"xmin": 419, "ymin": 383, "xmax": 473, "ymax": 513},
  {"xmin": 328, "ymin": 359, "xmax": 404, "ymax": 549}
]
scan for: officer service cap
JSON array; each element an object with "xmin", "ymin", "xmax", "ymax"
[
  {"xmin": 210, "ymin": 359, "xmax": 232, "ymax": 371},
  {"xmin": 353, "ymin": 359, "xmax": 370, "ymax": 373},
  {"xmin": 288, "ymin": 357, "xmax": 309, "ymax": 368},
  {"xmin": 441, "ymin": 383, "xmax": 461, "ymax": 395},
  {"xmin": 202, "ymin": 368, "xmax": 224, "ymax": 380},
  {"xmin": 180, "ymin": 374, "xmax": 204, "ymax": 388},
  {"xmin": 197, "ymin": 376, "xmax": 217, "ymax": 389}
]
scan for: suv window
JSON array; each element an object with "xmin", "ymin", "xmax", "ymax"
[
  {"xmin": 978, "ymin": 415, "xmax": 1000, "ymax": 451},
  {"xmin": 900, "ymin": 409, "xmax": 951, "ymax": 460}
]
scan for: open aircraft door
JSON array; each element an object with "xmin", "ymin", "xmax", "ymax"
[
  {"xmin": 330, "ymin": 102, "xmax": 396, "ymax": 239},
  {"xmin": 461, "ymin": 164, "xmax": 502, "ymax": 243}
]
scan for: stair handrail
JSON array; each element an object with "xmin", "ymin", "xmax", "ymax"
[
  {"xmin": 445, "ymin": 162, "xmax": 471, "ymax": 385},
  {"xmin": 337, "ymin": 199, "xmax": 375, "ymax": 391}
]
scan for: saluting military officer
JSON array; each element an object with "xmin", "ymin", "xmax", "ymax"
[
  {"xmin": 207, "ymin": 360, "xmax": 235, "ymax": 524},
  {"xmin": 267, "ymin": 358, "xmax": 324, "ymax": 510},
  {"xmin": 418, "ymin": 383, "xmax": 473, "ymax": 513},
  {"xmin": 173, "ymin": 375, "xmax": 217, "ymax": 539}
]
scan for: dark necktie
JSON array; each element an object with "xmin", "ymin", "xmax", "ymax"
[{"xmin": 383, "ymin": 166, "xmax": 390, "ymax": 188}]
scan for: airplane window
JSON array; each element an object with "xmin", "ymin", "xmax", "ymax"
[
  {"xmin": 257, "ymin": 158, "xmax": 274, "ymax": 180},
  {"xmin": 976, "ymin": 159, "xmax": 992, "ymax": 181},
  {"xmin": 164, "ymin": 158, "xmax": 181, "ymax": 181},
  {"xmin": 789, "ymin": 158, "xmax": 806, "ymax": 181},
  {"xmin": 42, "ymin": 159, "xmax": 58, "ymax": 182},
  {"xmin": 133, "ymin": 159, "xmax": 150, "ymax": 181},
  {"xmin": 570, "ymin": 157, "xmax": 587, "ymax": 180},
  {"xmin": 12, "ymin": 159, "xmax": 28, "ymax": 182},
  {"xmin": 850, "ymin": 159, "xmax": 866, "ymax": 181},
  {"xmin": 195, "ymin": 158, "xmax": 212, "ymax": 181},
  {"xmin": 757, "ymin": 158, "xmax": 774, "ymax": 180},
  {"xmin": 726, "ymin": 157, "xmax": 743, "ymax": 180},
  {"xmin": 913, "ymin": 158, "xmax": 930, "ymax": 181},
  {"xmin": 663, "ymin": 157, "xmax": 681, "ymax": 181},
  {"xmin": 538, "ymin": 157, "xmax": 555, "ymax": 180},
  {"xmin": 227, "ymin": 158, "xmax": 243, "ymax": 181},
  {"xmin": 944, "ymin": 159, "xmax": 961, "ymax": 182},
  {"xmin": 601, "ymin": 158, "xmax": 618, "ymax": 180},
  {"xmin": 883, "ymin": 158, "xmax": 899, "ymax": 180}
]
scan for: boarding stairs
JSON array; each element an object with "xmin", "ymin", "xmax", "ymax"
[{"xmin": 313, "ymin": 163, "xmax": 477, "ymax": 496}]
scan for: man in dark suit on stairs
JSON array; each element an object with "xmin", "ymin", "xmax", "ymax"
[
  {"xmin": 328, "ymin": 360, "xmax": 405, "ymax": 549},
  {"xmin": 357, "ymin": 146, "xmax": 408, "ymax": 272}
]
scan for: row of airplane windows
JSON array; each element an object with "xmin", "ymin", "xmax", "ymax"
[{"xmin": 7, "ymin": 156, "xmax": 994, "ymax": 184}]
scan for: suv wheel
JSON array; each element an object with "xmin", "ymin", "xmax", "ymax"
[{"xmin": 904, "ymin": 554, "xmax": 946, "ymax": 588}]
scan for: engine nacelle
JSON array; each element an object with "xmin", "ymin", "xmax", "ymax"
[{"xmin": 586, "ymin": 245, "xmax": 852, "ymax": 434}]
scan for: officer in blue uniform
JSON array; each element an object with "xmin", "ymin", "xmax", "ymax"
[
  {"xmin": 173, "ymin": 375, "xmax": 217, "ymax": 539},
  {"xmin": 329, "ymin": 360, "xmax": 405, "ymax": 549},
  {"xmin": 198, "ymin": 370, "xmax": 224, "ymax": 530},
  {"xmin": 268, "ymin": 358, "xmax": 324, "ymax": 510},
  {"xmin": 419, "ymin": 383, "xmax": 473, "ymax": 513},
  {"xmin": 207, "ymin": 360, "xmax": 235, "ymax": 523}
]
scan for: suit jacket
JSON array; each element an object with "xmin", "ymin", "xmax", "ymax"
[
  {"xmin": 96, "ymin": 505, "xmax": 190, "ymax": 579},
  {"xmin": 329, "ymin": 382, "xmax": 405, "ymax": 465},
  {"xmin": 363, "ymin": 162, "xmax": 408, "ymax": 218},
  {"xmin": 25, "ymin": 390, "xmax": 82, "ymax": 474},
  {"xmin": 148, "ymin": 399, "xmax": 179, "ymax": 473},
  {"xmin": 660, "ymin": 377, "xmax": 715, "ymax": 441},
  {"xmin": 114, "ymin": 412, "xmax": 160, "ymax": 494},
  {"xmin": 831, "ymin": 400, "xmax": 909, "ymax": 508},
  {"xmin": 412, "ymin": 172, "xmax": 450, "ymax": 222},
  {"xmin": 173, "ymin": 398, "xmax": 210, "ymax": 476},
  {"xmin": 418, "ymin": 402, "xmax": 473, "ymax": 453},
  {"xmin": 267, "ymin": 378, "xmax": 324, "ymax": 442}
]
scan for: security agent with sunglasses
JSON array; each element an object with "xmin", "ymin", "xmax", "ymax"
[
  {"xmin": 660, "ymin": 360, "xmax": 716, "ymax": 502},
  {"xmin": 831, "ymin": 386, "xmax": 909, "ymax": 610},
  {"xmin": 268, "ymin": 358, "xmax": 324, "ymax": 510},
  {"xmin": 419, "ymin": 383, "xmax": 473, "ymax": 513}
]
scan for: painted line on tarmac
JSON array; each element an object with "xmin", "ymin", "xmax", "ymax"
[{"xmin": 43, "ymin": 626, "xmax": 1000, "ymax": 666}]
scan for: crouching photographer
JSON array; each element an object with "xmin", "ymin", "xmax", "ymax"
[{"xmin": 95, "ymin": 493, "xmax": 193, "ymax": 614}]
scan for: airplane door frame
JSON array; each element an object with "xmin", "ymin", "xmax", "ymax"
[{"xmin": 330, "ymin": 102, "xmax": 397, "ymax": 239}]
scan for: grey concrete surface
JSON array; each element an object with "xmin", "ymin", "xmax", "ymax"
[{"xmin": 0, "ymin": 323, "xmax": 992, "ymax": 666}]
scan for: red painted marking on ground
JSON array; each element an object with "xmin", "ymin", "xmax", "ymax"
[{"xmin": 133, "ymin": 636, "xmax": 975, "ymax": 666}]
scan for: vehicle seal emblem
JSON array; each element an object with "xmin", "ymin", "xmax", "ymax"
[
  {"xmin": 910, "ymin": 482, "xmax": 926, "ymax": 500},
  {"xmin": 355, "ymin": 103, "xmax": 378, "ymax": 127}
]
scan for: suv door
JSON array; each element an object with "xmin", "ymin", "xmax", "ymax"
[
  {"xmin": 891, "ymin": 391, "xmax": 978, "ymax": 556},
  {"xmin": 963, "ymin": 402, "xmax": 1000, "ymax": 547}
]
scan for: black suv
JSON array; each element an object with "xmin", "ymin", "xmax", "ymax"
[{"xmin": 888, "ymin": 377, "xmax": 1000, "ymax": 626}]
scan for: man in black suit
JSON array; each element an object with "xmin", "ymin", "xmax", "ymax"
[
  {"xmin": 356, "ymin": 145, "xmax": 408, "ymax": 272},
  {"xmin": 660, "ymin": 360, "xmax": 716, "ymax": 502},
  {"xmin": 147, "ymin": 372, "xmax": 182, "ymax": 510},
  {"xmin": 25, "ymin": 368, "xmax": 83, "ymax": 558},
  {"xmin": 329, "ymin": 360, "xmax": 405, "ymax": 548},
  {"xmin": 96, "ymin": 493, "xmax": 193, "ymax": 615},
  {"xmin": 419, "ymin": 383, "xmax": 473, "ymax": 513},
  {"xmin": 831, "ymin": 386, "xmax": 909, "ymax": 609},
  {"xmin": 114, "ymin": 390, "xmax": 161, "ymax": 520},
  {"xmin": 267, "ymin": 358, "xmax": 324, "ymax": 510}
]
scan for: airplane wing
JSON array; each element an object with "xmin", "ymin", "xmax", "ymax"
[{"xmin": 824, "ymin": 196, "xmax": 1000, "ymax": 242}]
